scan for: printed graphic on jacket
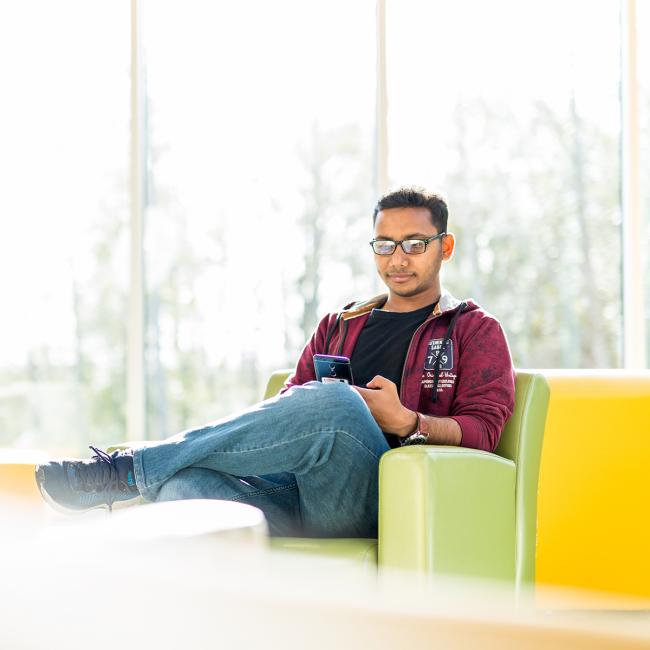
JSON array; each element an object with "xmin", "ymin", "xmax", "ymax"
[
  {"xmin": 424, "ymin": 339, "xmax": 454, "ymax": 371},
  {"xmin": 422, "ymin": 339, "xmax": 457, "ymax": 393}
]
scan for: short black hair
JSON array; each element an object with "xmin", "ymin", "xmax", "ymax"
[{"xmin": 372, "ymin": 186, "xmax": 448, "ymax": 234}]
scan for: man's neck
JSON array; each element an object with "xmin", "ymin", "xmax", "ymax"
[{"xmin": 384, "ymin": 290, "xmax": 441, "ymax": 313}]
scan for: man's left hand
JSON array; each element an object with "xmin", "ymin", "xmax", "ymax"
[{"xmin": 353, "ymin": 375, "xmax": 417, "ymax": 437}]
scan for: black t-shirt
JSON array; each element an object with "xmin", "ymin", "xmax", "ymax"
[{"xmin": 350, "ymin": 301, "xmax": 437, "ymax": 446}]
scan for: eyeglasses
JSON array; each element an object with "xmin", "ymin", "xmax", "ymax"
[{"xmin": 369, "ymin": 232, "xmax": 446, "ymax": 256}]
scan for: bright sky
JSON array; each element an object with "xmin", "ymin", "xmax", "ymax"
[
  {"xmin": 0, "ymin": 2, "xmax": 130, "ymax": 367},
  {"xmin": 140, "ymin": 0, "xmax": 377, "ymax": 368},
  {"xmin": 386, "ymin": 0, "xmax": 621, "ymax": 187}
]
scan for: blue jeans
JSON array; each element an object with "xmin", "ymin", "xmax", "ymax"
[{"xmin": 132, "ymin": 381, "xmax": 390, "ymax": 538}]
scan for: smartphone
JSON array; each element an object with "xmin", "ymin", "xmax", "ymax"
[{"xmin": 313, "ymin": 354, "xmax": 354, "ymax": 385}]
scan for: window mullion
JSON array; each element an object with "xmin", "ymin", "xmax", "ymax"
[{"xmin": 127, "ymin": 0, "xmax": 146, "ymax": 440}]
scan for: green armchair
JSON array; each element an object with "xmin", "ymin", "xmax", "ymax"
[
  {"xmin": 267, "ymin": 371, "xmax": 549, "ymax": 592},
  {"xmin": 110, "ymin": 370, "xmax": 549, "ymax": 590}
]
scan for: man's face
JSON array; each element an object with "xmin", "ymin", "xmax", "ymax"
[{"xmin": 373, "ymin": 206, "xmax": 452, "ymax": 301}]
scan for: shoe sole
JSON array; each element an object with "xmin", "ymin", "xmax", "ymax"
[{"xmin": 34, "ymin": 466, "xmax": 112, "ymax": 516}]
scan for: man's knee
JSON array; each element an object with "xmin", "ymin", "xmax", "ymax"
[
  {"xmin": 286, "ymin": 380, "xmax": 368, "ymax": 417},
  {"xmin": 281, "ymin": 381, "xmax": 385, "ymax": 449}
]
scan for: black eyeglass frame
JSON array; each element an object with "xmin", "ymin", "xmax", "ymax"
[{"xmin": 369, "ymin": 232, "xmax": 446, "ymax": 256}]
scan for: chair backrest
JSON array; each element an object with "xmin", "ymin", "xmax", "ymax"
[
  {"xmin": 494, "ymin": 371, "xmax": 550, "ymax": 588},
  {"xmin": 264, "ymin": 370, "xmax": 293, "ymax": 400},
  {"xmin": 263, "ymin": 369, "xmax": 550, "ymax": 589}
]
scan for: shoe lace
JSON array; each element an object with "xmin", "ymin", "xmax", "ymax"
[{"xmin": 76, "ymin": 446, "xmax": 124, "ymax": 510}]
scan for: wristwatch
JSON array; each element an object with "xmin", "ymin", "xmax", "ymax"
[{"xmin": 400, "ymin": 412, "xmax": 429, "ymax": 446}]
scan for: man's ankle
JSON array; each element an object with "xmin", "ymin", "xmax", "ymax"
[{"xmin": 108, "ymin": 448, "xmax": 138, "ymax": 494}]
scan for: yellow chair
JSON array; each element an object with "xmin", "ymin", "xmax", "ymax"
[
  {"xmin": 0, "ymin": 449, "xmax": 48, "ymax": 501},
  {"xmin": 536, "ymin": 370, "xmax": 650, "ymax": 605}
]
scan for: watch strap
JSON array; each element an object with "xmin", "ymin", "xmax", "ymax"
[{"xmin": 400, "ymin": 412, "xmax": 429, "ymax": 446}]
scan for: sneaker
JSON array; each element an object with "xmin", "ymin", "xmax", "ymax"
[{"xmin": 35, "ymin": 446, "xmax": 140, "ymax": 513}]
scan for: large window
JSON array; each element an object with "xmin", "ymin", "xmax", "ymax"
[
  {"xmin": 386, "ymin": 0, "xmax": 622, "ymax": 368},
  {"xmin": 141, "ymin": 0, "xmax": 376, "ymax": 437},
  {"xmin": 1, "ymin": 1, "xmax": 646, "ymax": 452},
  {"xmin": 0, "ymin": 2, "xmax": 130, "ymax": 451}
]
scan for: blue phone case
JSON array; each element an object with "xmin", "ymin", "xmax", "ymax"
[{"xmin": 313, "ymin": 354, "xmax": 354, "ymax": 384}]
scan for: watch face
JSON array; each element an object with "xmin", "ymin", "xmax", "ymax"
[{"xmin": 401, "ymin": 433, "xmax": 428, "ymax": 446}]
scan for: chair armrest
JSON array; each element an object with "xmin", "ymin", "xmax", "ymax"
[
  {"xmin": 263, "ymin": 370, "xmax": 293, "ymax": 400},
  {"xmin": 378, "ymin": 446, "xmax": 515, "ymax": 582}
]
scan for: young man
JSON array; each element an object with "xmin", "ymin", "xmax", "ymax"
[{"xmin": 36, "ymin": 187, "xmax": 515, "ymax": 538}]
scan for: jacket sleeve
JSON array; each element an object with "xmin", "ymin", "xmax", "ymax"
[
  {"xmin": 448, "ymin": 317, "xmax": 515, "ymax": 452},
  {"xmin": 281, "ymin": 313, "xmax": 337, "ymax": 393}
]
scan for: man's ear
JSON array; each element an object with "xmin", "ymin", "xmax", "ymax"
[{"xmin": 441, "ymin": 232, "xmax": 455, "ymax": 261}]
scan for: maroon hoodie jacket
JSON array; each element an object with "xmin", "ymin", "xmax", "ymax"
[{"xmin": 282, "ymin": 290, "xmax": 515, "ymax": 453}]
